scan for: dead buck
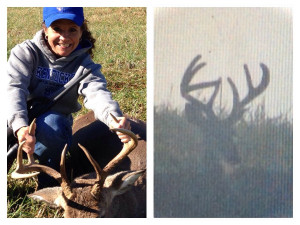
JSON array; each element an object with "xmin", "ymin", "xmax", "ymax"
[
  {"xmin": 68, "ymin": 111, "xmax": 147, "ymax": 216},
  {"xmin": 180, "ymin": 55, "xmax": 270, "ymax": 173},
  {"xmin": 70, "ymin": 111, "xmax": 146, "ymax": 174},
  {"xmin": 11, "ymin": 119, "xmax": 146, "ymax": 218}
]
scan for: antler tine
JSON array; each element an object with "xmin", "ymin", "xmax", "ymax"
[
  {"xmin": 78, "ymin": 129, "xmax": 138, "ymax": 200},
  {"xmin": 11, "ymin": 119, "xmax": 39, "ymax": 179},
  {"xmin": 106, "ymin": 114, "xmax": 138, "ymax": 173},
  {"xmin": 77, "ymin": 143, "xmax": 103, "ymax": 181},
  {"xmin": 27, "ymin": 119, "xmax": 37, "ymax": 165},
  {"xmin": 11, "ymin": 141, "xmax": 38, "ymax": 179},
  {"xmin": 191, "ymin": 78, "xmax": 222, "ymax": 121},
  {"xmin": 181, "ymin": 55, "xmax": 222, "ymax": 121},
  {"xmin": 241, "ymin": 63, "xmax": 270, "ymax": 105},
  {"xmin": 11, "ymin": 119, "xmax": 63, "ymax": 181},
  {"xmin": 102, "ymin": 128, "xmax": 138, "ymax": 174},
  {"xmin": 181, "ymin": 55, "xmax": 206, "ymax": 99},
  {"xmin": 226, "ymin": 63, "xmax": 270, "ymax": 124},
  {"xmin": 11, "ymin": 140, "xmax": 62, "ymax": 180},
  {"xmin": 60, "ymin": 144, "xmax": 73, "ymax": 199},
  {"xmin": 77, "ymin": 143, "xmax": 104, "ymax": 200}
]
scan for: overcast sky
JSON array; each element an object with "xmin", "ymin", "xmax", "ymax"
[{"xmin": 154, "ymin": 7, "xmax": 293, "ymax": 120}]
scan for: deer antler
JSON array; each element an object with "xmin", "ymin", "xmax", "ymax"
[
  {"xmin": 102, "ymin": 128, "xmax": 138, "ymax": 174},
  {"xmin": 78, "ymin": 127, "xmax": 138, "ymax": 199},
  {"xmin": 11, "ymin": 119, "xmax": 40, "ymax": 179},
  {"xmin": 11, "ymin": 119, "xmax": 73, "ymax": 198},
  {"xmin": 180, "ymin": 55, "xmax": 222, "ymax": 121},
  {"xmin": 60, "ymin": 144, "xmax": 73, "ymax": 198},
  {"xmin": 225, "ymin": 63, "xmax": 270, "ymax": 124},
  {"xmin": 11, "ymin": 141, "xmax": 62, "ymax": 181},
  {"xmin": 12, "ymin": 115, "xmax": 139, "ymax": 201},
  {"xmin": 181, "ymin": 55, "xmax": 270, "ymax": 125}
]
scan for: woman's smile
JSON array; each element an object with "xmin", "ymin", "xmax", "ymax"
[
  {"xmin": 57, "ymin": 42, "xmax": 72, "ymax": 52},
  {"xmin": 58, "ymin": 43, "xmax": 71, "ymax": 48}
]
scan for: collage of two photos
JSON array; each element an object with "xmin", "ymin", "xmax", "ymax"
[{"xmin": 6, "ymin": 7, "xmax": 293, "ymax": 219}]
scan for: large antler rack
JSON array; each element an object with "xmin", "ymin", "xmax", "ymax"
[
  {"xmin": 181, "ymin": 55, "xmax": 270, "ymax": 125},
  {"xmin": 11, "ymin": 116, "xmax": 138, "ymax": 201}
]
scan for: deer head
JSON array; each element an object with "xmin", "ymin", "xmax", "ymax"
[
  {"xmin": 11, "ymin": 120, "xmax": 145, "ymax": 218},
  {"xmin": 181, "ymin": 55, "xmax": 270, "ymax": 169}
]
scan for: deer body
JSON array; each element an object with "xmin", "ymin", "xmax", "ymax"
[
  {"xmin": 29, "ymin": 170, "xmax": 144, "ymax": 218},
  {"xmin": 70, "ymin": 111, "xmax": 146, "ymax": 172},
  {"xmin": 11, "ymin": 115, "xmax": 146, "ymax": 218},
  {"xmin": 180, "ymin": 55, "xmax": 270, "ymax": 174}
]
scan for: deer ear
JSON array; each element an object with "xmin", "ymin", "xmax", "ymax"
[
  {"xmin": 28, "ymin": 186, "xmax": 65, "ymax": 209},
  {"xmin": 109, "ymin": 170, "xmax": 145, "ymax": 196}
]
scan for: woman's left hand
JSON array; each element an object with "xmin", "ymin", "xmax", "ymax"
[{"xmin": 110, "ymin": 116, "xmax": 131, "ymax": 143}]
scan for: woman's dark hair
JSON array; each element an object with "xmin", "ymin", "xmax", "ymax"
[{"xmin": 80, "ymin": 20, "xmax": 96, "ymax": 58}]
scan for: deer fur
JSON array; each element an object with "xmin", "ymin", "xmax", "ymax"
[
  {"xmin": 19, "ymin": 112, "xmax": 146, "ymax": 218},
  {"xmin": 29, "ymin": 170, "xmax": 145, "ymax": 218},
  {"xmin": 71, "ymin": 111, "xmax": 146, "ymax": 171}
]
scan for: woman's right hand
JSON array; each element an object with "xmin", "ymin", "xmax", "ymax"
[{"xmin": 16, "ymin": 126, "xmax": 36, "ymax": 155}]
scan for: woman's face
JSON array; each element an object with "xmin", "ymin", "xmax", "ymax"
[{"xmin": 43, "ymin": 19, "xmax": 83, "ymax": 57}]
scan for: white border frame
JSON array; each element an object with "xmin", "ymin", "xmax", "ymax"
[{"xmin": 1, "ymin": 1, "xmax": 299, "ymax": 224}]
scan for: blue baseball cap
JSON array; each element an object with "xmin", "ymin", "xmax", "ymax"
[{"xmin": 43, "ymin": 7, "xmax": 84, "ymax": 27}]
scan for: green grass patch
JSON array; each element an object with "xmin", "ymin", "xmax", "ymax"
[{"xmin": 7, "ymin": 7, "xmax": 146, "ymax": 121}]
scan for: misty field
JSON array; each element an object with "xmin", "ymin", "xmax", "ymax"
[{"xmin": 154, "ymin": 106, "xmax": 292, "ymax": 217}]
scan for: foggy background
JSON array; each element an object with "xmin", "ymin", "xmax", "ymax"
[{"xmin": 154, "ymin": 7, "xmax": 292, "ymax": 120}]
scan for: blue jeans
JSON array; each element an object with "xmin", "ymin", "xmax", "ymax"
[{"xmin": 34, "ymin": 111, "xmax": 73, "ymax": 188}]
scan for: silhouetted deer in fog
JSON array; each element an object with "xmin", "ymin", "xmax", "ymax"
[{"xmin": 180, "ymin": 55, "xmax": 270, "ymax": 174}]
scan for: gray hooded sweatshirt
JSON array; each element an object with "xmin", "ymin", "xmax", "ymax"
[{"xmin": 7, "ymin": 30, "xmax": 123, "ymax": 134}]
